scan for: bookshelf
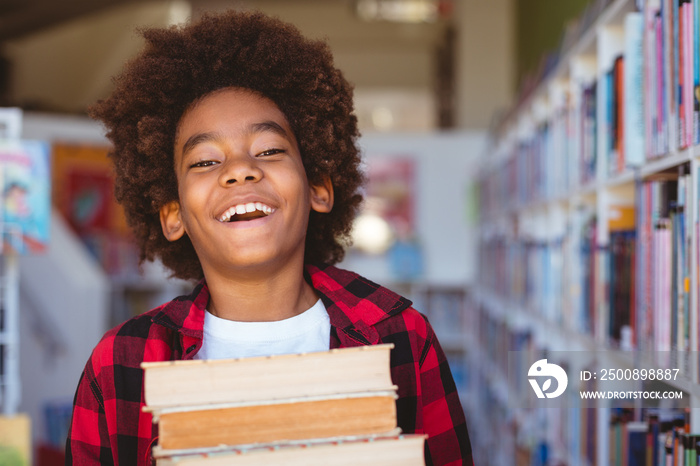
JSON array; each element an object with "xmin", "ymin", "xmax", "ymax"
[
  {"xmin": 474, "ymin": 0, "xmax": 700, "ymax": 464},
  {"xmin": 408, "ymin": 284, "xmax": 471, "ymax": 402}
]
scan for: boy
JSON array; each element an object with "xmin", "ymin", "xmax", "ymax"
[{"xmin": 66, "ymin": 10, "xmax": 473, "ymax": 466}]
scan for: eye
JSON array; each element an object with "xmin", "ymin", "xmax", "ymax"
[
  {"xmin": 257, "ymin": 148, "xmax": 285, "ymax": 157},
  {"xmin": 190, "ymin": 160, "xmax": 219, "ymax": 169}
]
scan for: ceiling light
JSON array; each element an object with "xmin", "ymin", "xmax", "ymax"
[
  {"xmin": 371, "ymin": 107, "xmax": 395, "ymax": 131},
  {"xmin": 351, "ymin": 213, "xmax": 395, "ymax": 254},
  {"xmin": 355, "ymin": 0, "xmax": 443, "ymax": 24}
]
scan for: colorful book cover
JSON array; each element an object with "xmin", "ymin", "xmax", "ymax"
[{"xmin": 0, "ymin": 140, "xmax": 51, "ymax": 254}]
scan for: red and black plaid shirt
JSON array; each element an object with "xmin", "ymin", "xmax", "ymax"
[{"xmin": 66, "ymin": 263, "xmax": 474, "ymax": 465}]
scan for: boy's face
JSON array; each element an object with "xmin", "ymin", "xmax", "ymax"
[{"xmin": 160, "ymin": 87, "xmax": 333, "ymax": 277}]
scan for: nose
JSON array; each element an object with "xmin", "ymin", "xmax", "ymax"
[{"xmin": 218, "ymin": 156, "xmax": 263, "ymax": 186}]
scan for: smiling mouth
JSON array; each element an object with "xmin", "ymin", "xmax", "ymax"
[{"xmin": 218, "ymin": 202, "xmax": 275, "ymax": 223}]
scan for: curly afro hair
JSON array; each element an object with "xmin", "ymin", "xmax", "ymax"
[{"xmin": 90, "ymin": 10, "xmax": 364, "ymax": 281}]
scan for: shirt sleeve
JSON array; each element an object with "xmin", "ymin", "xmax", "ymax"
[
  {"xmin": 419, "ymin": 318, "xmax": 474, "ymax": 466},
  {"xmin": 65, "ymin": 360, "xmax": 114, "ymax": 465}
]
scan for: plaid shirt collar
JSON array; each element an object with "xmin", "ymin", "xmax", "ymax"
[{"xmin": 149, "ymin": 263, "xmax": 413, "ymax": 346}]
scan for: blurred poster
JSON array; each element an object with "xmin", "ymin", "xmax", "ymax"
[
  {"xmin": 365, "ymin": 157, "xmax": 415, "ymax": 236},
  {"xmin": 0, "ymin": 140, "xmax": 51, "ymax": 254},
  {"xmin": 361, "ymin": 156, "xmax": 423, "ymax": 281},
  {"xmin": 52, "ymin": 143, "xmax": 138, "ymax": 276},
  {"xmin": 51, "ymin": 143, "xmax": 125, "ymax": 235},
  {"xmin": 65, "ymin": 170, "xmax": 113, "ymax": 233}
]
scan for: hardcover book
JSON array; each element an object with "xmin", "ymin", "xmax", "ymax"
[{"xmin": 142, "ymin": 344, "xmax": 424, "ymax": 464}]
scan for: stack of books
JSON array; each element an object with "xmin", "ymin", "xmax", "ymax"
[{"xmin": 141, "ymin": 343, "xmax": 425, "ymax": 465}]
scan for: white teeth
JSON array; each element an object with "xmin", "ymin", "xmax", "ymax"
[{"xmin": 218, "ymin": 202, "xmax": 275, "ymax": 222}]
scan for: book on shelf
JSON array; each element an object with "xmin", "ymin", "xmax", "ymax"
[
  {"xmin": 581, "ymin": 214, "xmax": 598, "ymax": 337},
  {"xmin": 608, "ymin": 408, "xmax": 632, "ymax": 466},
  {"xmin": 475, "ymin": 0, "xmax": 700, "ymax": 463},
  {"xmin": 604, "ymin": 409, "xmax": 700, "ymax": 466},
  {"xmin": 619, "ymin": 421, "xmax": 647, "ymax": 466},
  {"xmin": 605, "ymin": 204, "xmax": 636, "ymax": 348},
  {"xmin": 664, "ymin": 0, "xmax": 700, "ymax": 151},
  {"xmin": 624, "ymin": 11, "xmax": 645, "ymax": 167},
  {"xmin": 580, "ymin": 370, "xmax": 598, "ymax": 464},
  {"xmin": 639, "ymin": 0, "xmax": 700, "ymax": 157},
  {"xmin": 615, "ymin": 54, "xmax": 625, "ymax": 173},
  {"xmin": 636, "ymin": 167, "xmax": 694, "ymax": 365},
  {"xmin": 677, "ymin": 0, "xmax": 698, "ymax": 148},
  {"xmin": 608, "ymin": 228, "xmax": 636, "ymax": 348},
  {"xmin": 142, "ymin": 344, "xmax": 424, "ymax": 463},
  {"xmin": 581, "ymin": 81, "xmax": 598, "ymax": 185},
  {"xmin": 694, "ymin": 0, "xmax": 700, "ymax": 145},
  {"xmin": 644, "ymin": 0, "xmax": 666, "ymax": 157}
]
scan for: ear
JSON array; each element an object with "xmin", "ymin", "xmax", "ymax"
[
  {"xmin": 309, "ymin": 177, "xmax": 334, "ymax": 214},
  {"xmin": 159, "ymin": 200, "xmax": 186, "ymax": 242}
]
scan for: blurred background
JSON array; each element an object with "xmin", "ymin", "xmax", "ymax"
[{"xmin": 0, "ymin": 0, "xmax": 592, "ymax": 465}]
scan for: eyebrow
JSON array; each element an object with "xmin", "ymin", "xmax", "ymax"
[
  {"xmin": 181, "ymin": 132, "xmax": 218, "ymax": 157},
  {"xmin": 180, "ymin": 120, "xmax": 291, "ymax": 158},
  {"xmin": 249, "ymin": 121, "xmax": 288, "ymax": 138}
]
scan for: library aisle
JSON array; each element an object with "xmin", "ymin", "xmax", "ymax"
[
  {"xmin": 472, "ymin": 0, "xmax": 700, "ymax": 465},
  {"xmin": 10, "ymin": 0, "xmax": 700, "ymax": 465}
]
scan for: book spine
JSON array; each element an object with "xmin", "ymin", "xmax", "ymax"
[
  {"xmin": 606, "ymin": 67, "xmax": 615, "ymax": 176},
  {"xmin": 685, "ymin": 0, "xmax": 694, "ymax": 148},
  {"xmin": 625, "ymin": 12, "xmax": 645, "ymax": 166},
  {"xmin": 665, "ymin": 0, "xmax": 678, "ymax": 152},
  {"xmin": 616, "ymin": 56, "xmax": 625, "ymax": 173},
  {"xmin": 659, "ymin": 9, "xmax": 669, "ymax": 154},
  {"xmin": 694, "ymin": 0, "xmax": 700, "ymax": 144},
  {"xmin": 679, "ymin": 0, "xmax": 686, "ymax": 148},
  {"xmin": 673, "ymin": 0, "xmax": 682, "ymax": 149}
]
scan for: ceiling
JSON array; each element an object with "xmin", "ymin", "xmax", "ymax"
[
  {"xmin": 0, "ymin": 0, "xmax": 147, "ymax": 42},
  {"xmin": 0, "ymin": 0, "xmax": 451, "ymax": 131},
  {"xmin": 0, "ymin": 0, "xmax": 516, "ymax": 130}
]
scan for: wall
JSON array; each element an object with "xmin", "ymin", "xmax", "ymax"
[
  {"xmin": 515, "ymin": 0, "xmax": 589, "ymax": 86},
  {"xmin": 2, "ymin": 0, "xmax": 517, "ymax": 132},
  {"xmin": 17, "ymin": 113, "xmax": 111, "ymax": 445},
  {"xmin": 454, "ymin": 0, "xmax": 516, "ymax": 129},
  {"xmin": 191, "ymin": 0, "xmax": 446, "ymax": 133},
  {"xmin": 340, "ymin": 130, "xmax": 485, "ymax": 287},
  {"xmin": 3, "ymin": 0, "xmax": 190, "ymax": 113},
  {"xmin": 18, "ymin": 212, "xmax": 110, "ymax": 446}
]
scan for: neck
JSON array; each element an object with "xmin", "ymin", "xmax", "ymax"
[{"xmin": 203, "ymin": 262, "xmax": 317, "ymax": 322}]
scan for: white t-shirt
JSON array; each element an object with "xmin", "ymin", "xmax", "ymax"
[{"xmin": 194, "ymin": 299, "xmax": 331, "ymax": 360}]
